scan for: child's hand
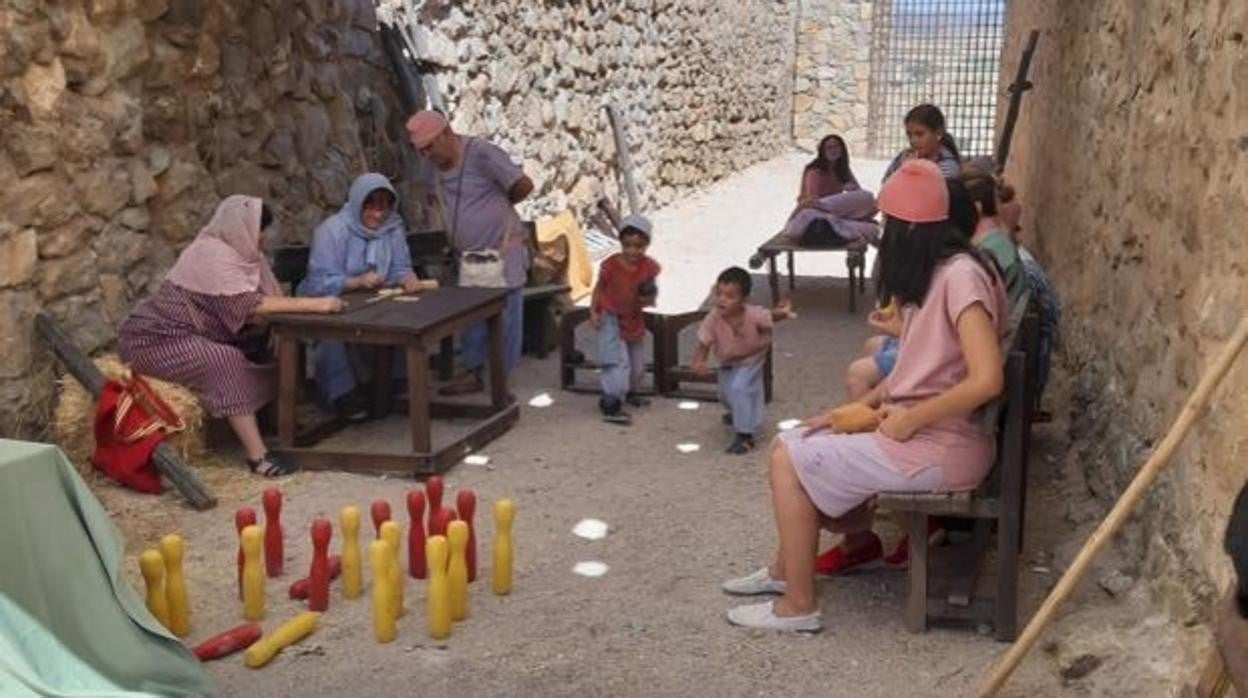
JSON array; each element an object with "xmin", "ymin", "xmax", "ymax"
[
  {"xmin": 589, "ymin": 310, "xmax": 603, "ymax": 329},
  {"xmin": 691, "ymin": 357, "xmax": 710, "ymax": 377},
  {"xmin": 774, "ymin": 296, "xmax": 796, "ymax": 321},
  {"xmin": 868, "ymin": 308, "xmax": 902, "ymax": 336},
  {"xmin": 799, "ymin": 408, "xmax": 836, "ymax": 438},
  {"xmin": 877, "ymin": 404, "xmax": 919, "ymax": 441}
]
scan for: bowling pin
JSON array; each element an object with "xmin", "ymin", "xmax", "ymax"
[
  {"xmin": 243, "ymin": 611, "xmax": 320, "ymax": 668},
  {"xmin": 455, "ymin": 489, "xmax": 478, "ymax": 582},
  {"xmin": 430, "ymin": 507, "xmax": 455, "ymax": 538},
  {"xmin": 340, "ymin": 506, "xmax": 363, "ymax": 599},
  {"xmin": 379, "ymin": 521, "xmax": 403, "ymax": 618},
  {"xmin": 370, "ymin": 499, "xmax": 391, "ymax": 538},
  {"xmin": 447, "ymin": 521, "xmax": 469, "ymax": 621},
  {"xmin": 406, "ymin": 490, "xmax": 427, "ymax": 579},
  {"xmin": 425, "ymin": 476, "xmax": 444, "ymax": 532},
  {"xmin": 160, "ymin": 534, "xmax": 191, "ymax": 637},
  {"xmin": 492, "ymin": 499, "xmax": 515, "ymax": 596},
  {"xmin": 192, "ymin": 622, "xmax": 262, "ymax": 662},
  {"xmin": 369, "ymin": 540, "xmax": 396, "ymax": 643},
  {"xmin": 289, "ymin": 556, "xmax": 341, "ymax": 600},
  {"xmin": 241, "ymin": 525, "xmax": 265, "ymax": 621},
  {"xmin": 426, "ymin": 535, "xmax": 451, "ymax": 640},
  {"xmin": 139, "ymin": 549, "xmax": 170, "ymax": 628},
  {"xmin": 307, "ymin": 518, "xmax": 332, "ymax": 612},
  {"xmin": 262, "ymin": 488, "xmax": 283, "ymax": 577},
  {"xmin": 235, "ymin": 507, "xmax": 256, "ymax": 600}
]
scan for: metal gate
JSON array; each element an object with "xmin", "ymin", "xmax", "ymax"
[{"xmin": 867, "ymin": 0, "xmax": 1006, "ymax": 159}]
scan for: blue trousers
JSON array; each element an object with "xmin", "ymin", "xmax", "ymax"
[
  {"xmin": 460, "ymin": 287, "xmax": 524, "ymax": 372},
  {"xmin": 719, "ymin": 359, "xmax": 765, "ymax": 435},
  {"xmin": 313, "ymin": 342, "xmax": 406, "ymax": 403},
  {"xmin": 597, "ymin": 314, "xmax": 645, "ymax": 400}
]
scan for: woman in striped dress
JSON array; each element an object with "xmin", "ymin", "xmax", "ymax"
[{"xmin": 119, "ymin": 195, "xmax": 344, "ymax": 477}]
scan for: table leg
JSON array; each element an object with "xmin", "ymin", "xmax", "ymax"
[
  {"xmin": 787, "ymin": 250, "xmax": 796, "ymax": 291},
  {"xmin": 277, "ymin": 333, "xmax": 298, "ymax": 448},
  {"xmin": 767, "ymin": 256, "xmax": 780, "ymax": 304},
  {"xmin": 372, "ymin": 347, "xmax": 393, "ymax": 418},
  {"xmin": 487, "ymin": 309, "xmax": 509, "ymax": 408},
  {"xmin": 438, "ymin": 336, "xmax": 454, "ymax": 381},
  {"xmin": 407, "ymin": 346, "xmax": 431, "ymax": 454}
]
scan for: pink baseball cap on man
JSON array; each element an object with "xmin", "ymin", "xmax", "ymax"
[
  {"xmin": 876, "ymin": 159, "xmax": 949, "ymax": 223},
  {"xmin": 406, "ymin": 110, "xmax": 448, "ymax": 148}
]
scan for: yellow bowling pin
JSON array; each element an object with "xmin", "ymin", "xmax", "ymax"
[
  {"xmin": 240, "ymin": 525, "xmax": 265, "ymax": 621},
  {"xmin": 340, "ymin": 506, "xmax": 363, "ymax": 600},
  {"xmin": 379, "ymin": 521, "xmax": 404, "ymax": 618},
  {"xmin": 426, "ymin": 535, "xmax": 451, "ymax": 640},
  {"xmin": 243, "ymin": 611, "xmax": 320, "ymax": 668},
  {"xmin": 447, "ymin": 521, "xmax": 469, "ymax": 621},
  {"xmin": 491, "ymin": 499, "xmax": 515, "ymax": 596},
  {"xmin": 369, "ymin": 540, "xmax": 396, "ymax": 643},
  {"xmin": 160, "ymin": 534, "xmax": 190, "ymax": 637},
  {"xmin": 138, "ymin": 549, "xmax": 170, "ymax": 628}
]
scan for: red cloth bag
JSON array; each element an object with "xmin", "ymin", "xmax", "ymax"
[{"xmin": 91, "ymin": 372, "xmax": 186, "ymax": 494}]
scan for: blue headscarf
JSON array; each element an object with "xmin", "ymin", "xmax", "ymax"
[{"xmin": 340, "ymin": 173, "xmax": 404, "ymax": 273}]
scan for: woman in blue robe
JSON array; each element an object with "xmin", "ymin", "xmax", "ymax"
[{"xmin": 299, "ymin": 173, "xmax": 423, "ymax": 417}]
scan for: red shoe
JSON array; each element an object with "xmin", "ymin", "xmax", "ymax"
[
  {"xmin": 815, "ymin": 534, "xmax": 883, "ymax": 575},
  {"xmin": 884, "ymin": 521, "xmax": 948, "ymax": 567}
]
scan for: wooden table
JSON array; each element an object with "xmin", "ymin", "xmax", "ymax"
[
  {"xmin": 752, "ymin": 230, "xmax": 868, "ymax": 313},
  {"xmin": 267, "ymin": 287, "xmax": 519, "ymax": 475}
]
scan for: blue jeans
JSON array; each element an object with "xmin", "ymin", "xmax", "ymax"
[
  {"xmin": 873, "ymin": 336, "xmax": 900, "ymax": 377},
  {"xmin": 597, "ymin": 314, "xmax": 645, "ymax": 400},
  {"xmin": 460, "ymin": 287, "xmax": 524, "ymax": 372},
  {"xmin": 719, "ymin": 359, "xmax": 766, "ymax": 435}
]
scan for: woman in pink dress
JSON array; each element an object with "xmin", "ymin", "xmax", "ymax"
[
  {"xmin": 119, "ymin": 195, "xmax": 344, "ymax": 477},
  {"xmin": 722, "ymin": 160, "xmax": 1008, "ymax": 632}
]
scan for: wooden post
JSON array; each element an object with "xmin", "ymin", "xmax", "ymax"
[
  {"xmin": 605, "ymin": 103, "xmax": 641, "ymax": 215},
  {"xmin": 406, "ymin": 346, "xmax": 431, "ymax": 455},
  {"xmin": 34, "ymin": 314, "xmax": 216, "ymax": 511},
  {"xmin": 977, "ymin": 314, "xmax": 1248, "ymax": 696}
]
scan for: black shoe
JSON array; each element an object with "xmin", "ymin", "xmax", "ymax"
[
  {"xmin": 625, "ymin": 393, "xmax": 650, "ymax": 408},
  {"xmin": 600, "ymin": 396, "xmax": 632, "ymax": 425},
  {"xmin": 721, "ymin": 413, "xmax": 734, "ymax": 426},
  {"xmin": 726, "ymin": 434, "xmax": 755, "ymax": 455},
  {"xmin": 247, "ymin": 453, "xmax": 299, "ymax": 478},
  {"xmin": 333, "ymin": 394, "xmax": 370, "ymax": 423}
]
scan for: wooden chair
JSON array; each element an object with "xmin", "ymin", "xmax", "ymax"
[
  {"xmin": 558, "ymin": 308, "xmax": 665, "ymax": 395},
  {"xmin": 877, "ymin": 294, "xmax": 1038, "ymax": 641}
]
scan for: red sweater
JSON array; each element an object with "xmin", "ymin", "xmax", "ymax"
[{"xmin": 592, "ymin": 254, "xmax": 660, "ymax": 341}]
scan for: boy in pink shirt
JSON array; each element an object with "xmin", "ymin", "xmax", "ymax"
[{"xmin": 693, "ymin": 267, "xmax": 794, "ymax": 454}]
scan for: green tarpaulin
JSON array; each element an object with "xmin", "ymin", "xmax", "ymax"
[{"xmin": 0, "ymin": 440, "xmax": 215, "ymax": 697}]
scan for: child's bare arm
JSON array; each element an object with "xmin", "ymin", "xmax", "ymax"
[
  {"xmin": 691, "ymin": 342, "xmax": 712, "ymax": 376},
  {"xmin": 771, "ymin": 296, "xmax": 796, "ymax": 321}
]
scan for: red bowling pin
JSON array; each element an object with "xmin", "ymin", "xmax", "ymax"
[
  {"xmin": 261, "ymin": 488, "xmax": 283, "ymax": 577},
  {"xmin": 370, "ymin": 499, "xmax": 391, "ymax": 538},
  {"xmin": 425, "ymin": 476, "xmax": 444, "ymax": 533},
  {"xmin": 456, "ymin": 489, "xmax": 478, "ymax": 582},
  {"xmin": 307, "ymin": 518, "xmax": 332, "ymax": 611},
  {"xmin": 235, "ymin": 506, "xmax": 256, "ymax": 599},
  {"xmin": 430, "ymin": 507, "xmax": 456, "ymax": 539},
  {"xmin": 406, "ymin": 490, "xmax": 428, "ymax": 579}
]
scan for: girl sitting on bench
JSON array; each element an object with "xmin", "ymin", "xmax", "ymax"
[
  {"xmin": 721, "ymin": 160, "xmax": 1007, "ymax": 632},
  {"xmin": 783, "ymin": 134, "xmax": 878, "ymax": 247}
]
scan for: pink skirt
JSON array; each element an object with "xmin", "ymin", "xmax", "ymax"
[{"xmin": 777, "ymin": 430, "xmax": 944, "ymax": 518}]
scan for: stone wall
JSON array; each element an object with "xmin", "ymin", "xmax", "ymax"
[
  {"xmin": 391, "ymin": 0, "xmax": 797, "ymax": 218},
  {"xmin": 0, "ymin": 0, "xmax": 420, "ymax": 437},
  {"xmin": 792, "ymin": 0, "xmax": 873, "ymax": 152},
  {"xmin": 1001, "ymin": 0, "xmax": 1248, "ymax": 609}
]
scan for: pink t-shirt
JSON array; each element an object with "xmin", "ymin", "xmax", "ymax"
[
  {"xmin": 874, "ymin": 254, "xmax": 1008, "ymax": 490},
  {"xmin": 697, "ymin": 305, "xmax": 773, "ymax": 365}
]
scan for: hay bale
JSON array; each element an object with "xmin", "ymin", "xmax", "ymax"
[{"xmin": 53, "ymin": 354, "xmax": 208, "ymax": 472}]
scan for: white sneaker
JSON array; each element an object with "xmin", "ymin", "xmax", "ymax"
[
  {"xmin": 721, "ymin": 567, "xmax": 787, "ymax": 596},
  {"xmin": 726, "ymin": 600, "xmax": 822, "ymax": 633}
]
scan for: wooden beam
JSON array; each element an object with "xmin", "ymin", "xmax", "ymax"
[
  {"xmin": 605, "ymin": 103, "xmax": 641, "ymax": 215},
  {"xmin": 34, "ymin": 314, "xmax": 216, "ymax": 511}
]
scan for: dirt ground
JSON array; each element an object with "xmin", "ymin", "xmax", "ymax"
[{"xmin": 92, "ymin": 152, "xmax": 1206, "ymax": 697}]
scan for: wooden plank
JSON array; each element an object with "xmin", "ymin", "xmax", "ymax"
[
  {"xmin": 428, "ymin": 402, "xmax": 505, "ymax": 420},
  {"xmin": 273, "ymin": 448, "xmax": 428, "ymax": 475},
  {"xmin": 906, "ymin": 512, "xmax": 929, "ymax": 633},
  {"xmin": 277, "ymin": 333, "xmax": 299, "ymax": 449},
  {"xmin": 407, "ymin": 346, "xmax": 432, "ymax": 454},
  {"xmin": 947, "ymin": 521, "xmax": 992, "ymax": 608},
  {"xmin": 605, "ymin": 103, "xmax": 641, "ymax": 215},
  {"xmin": 34, "ymin": 314, "xmax": 216, "ymax": 510},
  {"xmin": 428, "ymin": 403, "xmax": 520, "ymax": 472}
]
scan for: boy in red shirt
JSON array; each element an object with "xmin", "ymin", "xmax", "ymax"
[
  {"xmin": 590, "ymin": 215, "xmax": 660, "ymax": 424},
  {"xmin": 693, "ymin": 267, "xmax": 794, "ymax": 453}
]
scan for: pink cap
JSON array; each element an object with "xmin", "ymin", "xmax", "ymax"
[
  {"xmin": 405, "ymin": 110, "xmax": 448, "ymax": 148},
  {"xmin": 876, "ymin": 159, "xmax": 949, "ymax": 223}
]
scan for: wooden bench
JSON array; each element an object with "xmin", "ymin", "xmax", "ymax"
[
  {"xmin": 877, "ymin": 292, "xmax": 1039, "ymax": 641},
  {"xmin": 749, "ymin": 230, "xmax": 868, "ymax": 313},
  {"xmin": 558, "ymin": 308, "xmax": 666, "ymax": 396},
  {"xmin": 655, "ymin": 306, "xmax": 774, "ymax": 404},
  {"xmin": 522, "ymin": 283, "xmax": 571, "ymax": 359}
]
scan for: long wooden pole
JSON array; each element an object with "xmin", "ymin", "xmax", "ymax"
[
  {"xmin": 605, "ymin": 104, "xmax": 641, "ymax": 216},
  {"xmin": 978, "ymin": 314, "xmax": 1248, "ymax": 696}
]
